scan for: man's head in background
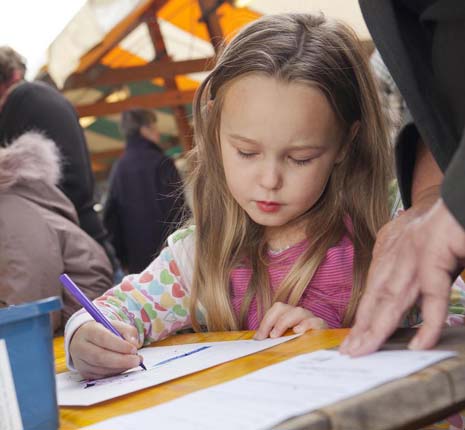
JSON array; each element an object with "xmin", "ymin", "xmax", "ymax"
[
  {"xmin": 121, "ymin": 108, "xmax": 160, "ymax": 144},
  {"xmin": 0, "ymin": 46, "xmax": 26, "ymax": 105}
]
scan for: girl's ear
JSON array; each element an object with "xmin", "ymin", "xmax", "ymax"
[
  {"xmin": 335, "ymin": 120, "xmax": 360, "ymax": 164},
  {"xmin": 207, "ymin": 100, "xmax": 214, "ymax": 112}
]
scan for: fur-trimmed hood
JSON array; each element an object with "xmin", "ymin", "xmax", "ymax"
[
  {"xmin": 0, "ymin": 132, "xmax": 61, "ymax": 192},
  {"xmin": 0, "ymin": 132, "xmax": 78, "ymax": 224}
]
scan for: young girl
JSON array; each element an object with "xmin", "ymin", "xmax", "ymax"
[{"xmin": 65, "ymin": 13, "xmax": 390, "ymax": 379}]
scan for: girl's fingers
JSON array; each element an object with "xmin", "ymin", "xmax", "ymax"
[
  {"xmin": 111, "ymin": 320, "xmax": 142, "ymax": 348},
  {"xmin": 77, "ymin": 336, "xmax": 141, "ymax": 370},
  {"xmin": 74, "ymin": 357, "xmax": 130, "ymax": 380},
  {"xmin": 269, "ymin": 308, "xmax": 315, "ymax": 338},
  {"xmin": 294, "ymin": 317, "xmax": 327, "ymax": 333},
  {"xmin": 70, "ymin": 322, "xmax": 142, "ymax": 378},
  {"xmin": 254, "ymin": 302, "xmax": 290, "ymax": 340},
  {"xmin": 83, "ymin": 321, "xmax": 138, "ymax": 354}
]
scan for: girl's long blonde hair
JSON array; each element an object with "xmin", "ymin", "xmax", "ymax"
[{"xmin": 186, "ymin": 13, "xmax": 391, "ymax": 331}]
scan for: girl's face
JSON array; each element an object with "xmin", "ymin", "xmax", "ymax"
[{"xmin": 220, "ymin": 74, "xmax": 345, "ymax": 235}]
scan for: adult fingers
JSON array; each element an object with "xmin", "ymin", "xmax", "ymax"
[
  {"xmin": 409, "ymin": 270, "xmax": 451, "ymax": 350},
  {"xmin": 341, "ymin": 246, "xmax": 418, "ymax": 355},
  {"xmin": 339, "ymin": 264, "xmax": 393, "ymax": 354}
]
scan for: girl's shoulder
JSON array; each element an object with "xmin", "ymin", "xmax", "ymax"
[{"xmin": 167, "ymin": 225, "xmax": 196, "ymax": 246}]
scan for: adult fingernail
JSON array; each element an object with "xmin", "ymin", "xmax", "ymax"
[
  {"xmin": 270, "ymin": 330, "xmax": 278, "ymax": 338},
  {"xmin": 294, "ymin": 325, "xmax": 303, "ymax": 333}
]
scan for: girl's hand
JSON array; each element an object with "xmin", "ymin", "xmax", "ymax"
[
  {"xmin": 254, "ymin": 302, "xmax": 327, "ymax": 340},
  {"xmin": 69, "ymin": 320, "xmax": 143, "ymax": 379}
]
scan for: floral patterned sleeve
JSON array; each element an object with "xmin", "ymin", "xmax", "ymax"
[
  {"xmin": 65, "ymin": 227, "xmax": 199, "ymax": 348},
  {"xmin": 95, "ymin": 247, "xmax": 190, "ymax": 346}
]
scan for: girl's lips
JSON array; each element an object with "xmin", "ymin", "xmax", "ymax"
[{"xmin": 256, "ymin": 201, "xmax": 281, "ymax": 213}]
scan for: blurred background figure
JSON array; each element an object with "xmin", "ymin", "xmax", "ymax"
[
  {"xmin": 104, "ymin": 108, "xmax": 186, "ymax": 274},
  {"xmin": 0, "ymin": 132, "xmax": 113, "ymax": 333},
  {"xmin": 0, "ymin": 46, "xmax": 120, "ymax": 276},
  {"xmin": 369, "ymin": 48, "xmax": 406, "ymax": 146}
]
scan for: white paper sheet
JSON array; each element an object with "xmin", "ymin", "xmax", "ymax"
[
  {"xmin": 57, "ymin": 334, "xmax": 300, "ymax": 406},
  {"xmin": 82, "ymin": 349, "xmax": 456, "ymax": 430},
  {"xmin": 0, "ymin": 339, "xmax": 23, "ymax": 430}
]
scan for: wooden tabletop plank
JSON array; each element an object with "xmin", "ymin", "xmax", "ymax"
[
  {"xmin": 55, "ymin": 327, "xmax": 465, "ymax": 430},
  {"xmin": 278, "ymin": 327, "xmax": 465, "ymax": 430},
  {"xmin": 56, "ymin": 329, "xmax": 346, "ymax": 429}
]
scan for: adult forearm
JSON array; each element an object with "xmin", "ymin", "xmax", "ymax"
[{"xmin": 407, "ymin": 137, "xmax": 443, "ymax": 217}]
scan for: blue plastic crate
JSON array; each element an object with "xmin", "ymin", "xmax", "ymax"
[{"xmin": 0, "ymin": 297, "xmax": 62, "ymax": 430}]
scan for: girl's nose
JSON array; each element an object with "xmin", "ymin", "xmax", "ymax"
[{"xmin": 259, "ymin": 163, "xmax": 283, "ymax": 190}]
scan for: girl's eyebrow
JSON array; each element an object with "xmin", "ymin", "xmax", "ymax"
[
  {"xmin": 228, "ymin": 133, "xmax": 325, "ymax": 150},
  {"xmin": 228, "ymin": 134, "xmax": 260, "ymax": 144}
]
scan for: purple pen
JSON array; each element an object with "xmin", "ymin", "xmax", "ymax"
[{"xmin": 59, "ymin": 273, "xmax": 146, "ymax": 371}]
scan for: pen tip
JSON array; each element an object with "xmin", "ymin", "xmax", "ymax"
[{"xmin": 140, "ymin": 362, "xmax": 147, "ymax": 371}]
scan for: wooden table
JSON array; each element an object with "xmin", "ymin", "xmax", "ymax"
[{"xmin": 56, "ymin": 327, "xmax": 465, "ymax": 430}]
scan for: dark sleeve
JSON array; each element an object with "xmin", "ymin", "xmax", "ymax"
[
  {"xmin": 6, "ymin": 84, "xmax": 107, "ymax": 243},
  {"xmin": 157, "ymin": 157, "xmax": 187, "ymax": 232},
  {"xmin": 395, "ymin": 110, "xmax": 421, "ymax": 209},
  {"xmin": 8, "ymin": 85, "xmax": 95, "ymax": 208},
  {"xmin": 103, "ymin": 166, "xmax": 127, "ymax": 266},
  {"xmin": 442, "ymin": 131, "xmax": 465, "ymax": 228}
]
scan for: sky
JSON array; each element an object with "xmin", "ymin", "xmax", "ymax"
[{"xmin": 0, "ymin": 0, "xmax": 87, "ymax": 79}]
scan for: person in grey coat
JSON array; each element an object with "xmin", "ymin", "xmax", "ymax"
[{"xmin": 0, "ymin": 132, "xmax": 113, "ymax": 333}]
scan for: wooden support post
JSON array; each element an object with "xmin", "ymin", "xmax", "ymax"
[
  {"xmin": 197, "ymin": 0, "xmax": 225, "ymax": 54},
  {"xmin": 145, "ymin": 7, "xmax": 194, "ymax": 151}
]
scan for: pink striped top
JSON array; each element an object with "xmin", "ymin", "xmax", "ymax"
[
  {"xmin": 65, "ymin": 227, "xmax": 355, "ymax": 353},
  {"xmin": 230, "ymin": 235, "xmax": 354, "ymax": 329}
]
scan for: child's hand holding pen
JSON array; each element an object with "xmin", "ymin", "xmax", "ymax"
[{"xmin": 69, "ymin": 320, "xmax": 144, "ymax": 380}]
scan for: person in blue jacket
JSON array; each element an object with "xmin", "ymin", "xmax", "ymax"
[{"xmin": 104, "ymin": 108, "xmax": 186, "ymax": 274}]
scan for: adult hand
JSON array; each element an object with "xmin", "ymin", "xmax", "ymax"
[
  {"xmin": 254, "ymin": 302, "xmax": 327, "ymax": 340},
  {"xmin": 69, "ymin": 320, "xmax": 143, "ymax": 379},
  {"xmin": 340, "ymin": 199, "xmax": 465, "ymax": 356}
]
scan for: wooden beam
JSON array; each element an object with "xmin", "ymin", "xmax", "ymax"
[
  {"xmin": 75, "ymin": 0, "xmax": 168, "ymax": 74},
  {"xmin": 145, "ymin": 6, "xmax": 169, "ymax": 61},
  {"xmin": 145, "ymin": 10, "xmax": 194, "ymax": 151},
  {"xmin": 91, "ymin": 148, "xmax": 125, "ymax": 161},
  {"xmin": 198, "ymin": 0, "xmax": 225, "ymax": 54},
  {"xmin": 75, "ymin": 89, "xmax": 196, "ymax": 117},
  {"xmin": 64, "ymin": 57, "xmax": 214, "ymax": 90}
]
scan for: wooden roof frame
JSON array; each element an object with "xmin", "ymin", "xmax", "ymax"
[{"xmin": 68, "ymin": 0, "xmax": 230, "ymax": 151}]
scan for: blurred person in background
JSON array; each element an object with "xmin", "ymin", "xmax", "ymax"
[
  {"xmin": 104, "ymin": 108, "xmax": 186, "ymax": 274},
  {"xmin": 0, "ymin": 132, "xmax": 113, "ymax": 333},
  {"xmin": 0, "ymin": 46, "xmax": 120, "ymax": 277}
]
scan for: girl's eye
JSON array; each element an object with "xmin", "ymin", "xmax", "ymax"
[
  {"xmin": 237, "ymin": 150, "xmax": 257, "ymax": 159},
  {"xmin": 290, "ymin": 157, "xmax": 313, "ymax": 166}
]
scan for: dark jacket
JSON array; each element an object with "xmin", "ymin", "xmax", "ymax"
[
  {"xmin": 0, "ymin": 133, "xmax": 113, "ymax": 333},
  {"xmin": 359, "ymin": 0, "xmax": 465, "ymax": 227},
  {"xmin": 104, "ymin": 134, "xmax": 186, "ymax": 273},
  {"xmin": 0, "ymin": 81, "xmax": 108, "ymax": 244}
]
